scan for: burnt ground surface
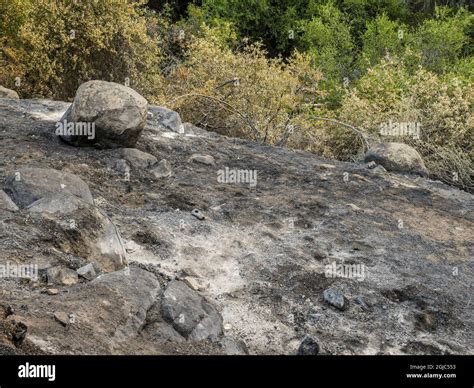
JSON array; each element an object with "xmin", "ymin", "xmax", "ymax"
[{"xmin": 0, "ymin": 98, "xmax": 472, "ymax": 355}]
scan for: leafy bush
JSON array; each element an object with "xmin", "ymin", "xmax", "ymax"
[
  {"xmin": 1, "ymin": 0, "xmax": 472, "ymax": 193},
  {"xmin": 0, "ymin": 0, "xmax": 162, "ymax": 100},
  {"xmin": 158, "ymin": 26, "xmax": 322, "ymax": 145},
  {"xmin": 358, "ymin": 14, "xmax": 408, "ymax": 73},
  {"xmin": 336, "ymin": 57, "xmax": 473, "ymax": 190},
  {"xmin": 408, "ymin": 6, "xmax": 474, "ymax": 74},
  {"xmin": 297, "ymin": 2, "xmax": 354, "ymax": 79}
]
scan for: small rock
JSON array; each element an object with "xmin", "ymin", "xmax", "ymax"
[
  {"xmin": 6, "ymin": 305, "xmax": 14, "ymax": 317},
  {"xmin": 297, "ymin": 335, "xmax": 319, "ymax": 355},
  {"xmin": 319, "ymin": 163, "xmax": 336, "ymax": 170},
  {"xmin": 347, "ymin": 203, "xmax": 362, "ymax": 212},
  {"xmin": 0, "ymin": 85, "xmax": 19, "ymax": 99},
  {"xmin": 151, "ymin": 159, "xmax": 172, "ymax": 179},
  {"xmin": 0, "ymin": 190, "xmax": 19, "ymax": 212},
  {"xmin": 191, "ymin": 209, "xmax": 205, "ymax": 220},
  {"xmin": 113, "ymin": 159, "xmax": 130, "ymax": 174},
  {"xmin": 46, "ymin": 288, "xmax": 59, "ymax": 295},
  {"xmin": 47, "ymin": 266, "xmax": 79, "ymax": 286},
  {"xmin": 0, "ymin": 344, "xmax": 20, "ymax": 355},
  {"xmin": 307, "ymin": 312, "xmax": 323, "ymax": 324},
  {"xmin": 355, "ymin": 296, "xmax": 371, "ymax": 311},
  {"xmin": 182, "ymin": 276, "xmax": 203, "ymax": 291},
  {"xmin": 415, "ymin": 311, "xmax": 438, "ymax": 332},
  {"xmin": 220, "ymin": 337, "xmax": 249, "ymax": 355},
  {"xmin": 54, "ymin": 311, "xmax": 70, "ymax": 327},
  {"xmin": 189, "ymin": 154, "xmax": 215, "ymax": 166},
  {"xmin": 323, "ymin": 288, "xmax": 347, "ymax": 311},
  {"xmin": 120, "ymin": 148, "xmax": 157, "ymax": 170},
  {"xmin": 372, "ymin": 165, "xmax": 387, "ymax": 174},
  {"xmin": 12, "ymin": 322, "xmax": 27, "ymax": 345},
  {"xmin": 76, "ymin": 263, "xmax": 97, "ymax": 281}
]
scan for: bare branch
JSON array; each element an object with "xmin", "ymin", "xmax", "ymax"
[
  {"xmin": 307, "ymin": 116, "xmax": 370, "ymax": 151},
  {"xmin": 166, "ymin": 93, "xmax": 261, "ymax": 142}
]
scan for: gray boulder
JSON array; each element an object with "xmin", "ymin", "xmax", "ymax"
[
  {"xmin": 297, "ymin": 335, "xmax": 320, "ymax": 355},
  {"xmin": 151, "ymin": 159, "xmax": 172, "ymax": 179},
  {"xmin": 148, "ymin": 106, "xmax": 184, "ymax": 133},
  {"xmin": 161, "ymin": 280, "xmax": 223, "ymax": 341},
  {"xmin": 364, "ymin": 143, "xmax": 428, "ymax": 177},
  {"xmin": 93, "ymin": 267, "xmax": 161, "ymax": 343},
  {"xmin": 189, "ymin": 154, "xmax": 215, "ymax": 166},
  {"xmin": 76, "ymin": 263, "xmax": 97, "ymax": 280},
  {"xmin": 47, "ymin": 266, "xmax": 79, "ymax": 286},
  {"xmin": 0, "ymin": 86, "xmax": 19, "ymax": 99},
  {"xmin": 120, "ymin": 148, "xmax": 157, "ymax": 170},
  {"xmin": 27, "ymin": 194, "xmax": 126, "ymax": 272},
  {"xmin": 4, "ymin": 167, "xmax": 93, "ymax": 209},
  {"xmin": 60, "ymin": 80, "xmax": 148, "ymax": 148},
  {"xmin": 220, "ymin": 337, "xmax": 249, "ymax": 355},
  {"xmin": 323, "ymin": 288, "xmax": 347, "ymax": 311}
]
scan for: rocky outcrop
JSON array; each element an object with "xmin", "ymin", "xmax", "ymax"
[
  {"xmin": 4, "ymin": 167, "xmax": 94, "ymax": 209},
  {"xmin": 0, "ymin": 98, "xmax": 472, "ymax": 356},
  {"xmin": 27, "ymin": 194, "xmax": 126, "ymax": 272},
  {"xmin": 60, "ymin": 81, "xmax": 148, "ymax": 148},
  {"xmin": 161, "ymin": 280, "xmax": 223, "ymax": 341},
  {"xmin": 364, "ymin": 143, "xmax": 429, "ymax": 177}
]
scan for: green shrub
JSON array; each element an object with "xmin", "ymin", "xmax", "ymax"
[
  {"xmin": 1, "ymin": 0, "xmax": 162, "ymax": 100},
  {"xmin": 335, "ymin": 57, "xmax": 473, "ymax": 190},
  {"xmin": 408, "ymin": 6, "xmax": 473, "ymax": 74},
  {"xmin": 358, "ymin": 14, "xmax": 408, "ymax": 73},
  {"xmin": 158, "ymin": 25, "xmax": 322, "ymax": 145}
]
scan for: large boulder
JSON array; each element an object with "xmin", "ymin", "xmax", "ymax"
[
  {"xmin": 27, "ymin": 194, "xmax": 126, "ymax": 272},
  {"xmin": 4, "ymin": 167, "xmax": 94, "ymax": 209},
  {"xmin": 0, "ymin": 86, "xmax": 19, "ymax": 99},
  {"xmin": 22, "ymin": 267, "xmax": 161, "ymax": 354},
  {"xmin": 59, "ymin": 80, "xmax": 148, "ymax": 148},
  {"xmin": 91, "ymin": 267, "xmax": 161, "ymax": 343},
  {"xmin": 364, "ymin": 143, "xmax": 428, "ymax": 177},
  {"xmin": 161, "ymin": 280, "xmax": 223, "ymax": 341}
]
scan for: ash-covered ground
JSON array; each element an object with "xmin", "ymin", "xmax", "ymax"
[{"xmin": 0, "ymin": 98, "xmax": 472, "ymax": 355}]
